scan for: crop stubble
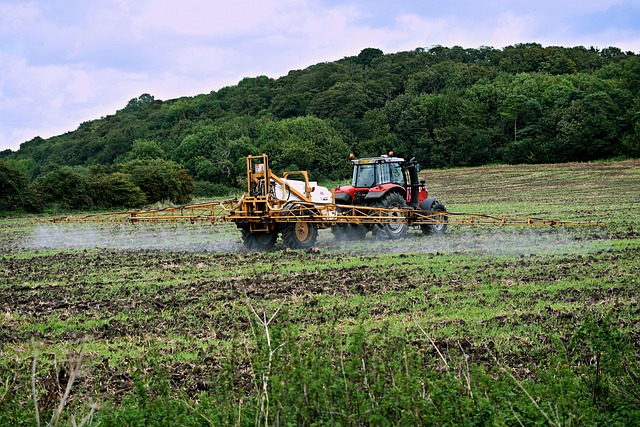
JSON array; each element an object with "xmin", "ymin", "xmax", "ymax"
[{"xmin": 1, "ymin": 160, "xmax": 639, "ymax": 408}]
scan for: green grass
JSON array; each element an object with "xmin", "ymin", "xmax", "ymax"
[{"xmin": 1, "ymin": 160, "xmax": 639, "ymax": 425}]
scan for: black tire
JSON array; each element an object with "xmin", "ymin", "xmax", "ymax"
[
  {"xmin": 282, "ymin": 221, "xmax": 318, "ymax": 249},
  {"xmin": 332, "ymin": 224, "xmax": 368, "ymax": 241},
  {"xmin": 373, "ymin": 192, "xmax": 409, "ymax": 240},
  {"xmin": 331, "ymin": 207, "xmax": 368, "ymax": 241},
  {"xmin": 281, "ymin": 204, "xmax": 318, "ymax": 249},
  {"xmin": 421, "ymin": 201, "xmax": 448, "ymax": 235},
  {"xmin": 241, "ymin": 228, "xmax": 278, "ymax": 251}
]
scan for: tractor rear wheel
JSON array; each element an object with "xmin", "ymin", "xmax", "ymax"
[
  {"xmin": 283, "ymin": 221, "xmax": 318, "ymax": 249},
  {"xmin": 241, "ymin": 229, "xmax": 278, "ymax": 251},
  {"xmin": 373, "ymin": 192, "xmax": 409, "ymax": 240},
  {"xmin": 421, "ymin": 201, "xmax": 448, "ymax": 235},
  {"xmin": 281, "ymin": 204, "xmax": 318, "ymax": 249}
]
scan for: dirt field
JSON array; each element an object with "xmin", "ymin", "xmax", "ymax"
[{"xmin": 1, "ymin": 160, "xmax": 639, "ymax": 424}]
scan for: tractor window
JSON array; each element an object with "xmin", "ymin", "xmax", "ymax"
[
  {"xmin": 353, "ymin": 164, "xmax": 376, "ymax": 188},
  {"xmin": 377, "ymin": 163, "xmax": 405, "ymax": 186},
  {"xmin": 378, "ymin": 163, "xmax": 391, "ymax": 185},
  {"xmin": 390, "ymin": 163, "xmax": 405, "ymax": 185}
]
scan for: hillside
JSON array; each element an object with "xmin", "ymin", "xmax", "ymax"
[{"xmin": 1, "ymin": 43, "xmax": 639, "ymax": 213}]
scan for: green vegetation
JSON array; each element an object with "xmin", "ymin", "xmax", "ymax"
[
  {"xmin": 1, "ymin": 161, "xmax": 639, "ymax": 425},
  {"xmin": 1, "ymin": 43, "xmax": 639, "ymax": 212},
  {"xmin": 0, "ymin": 160, "xmax": 39, "ymax": 213}
]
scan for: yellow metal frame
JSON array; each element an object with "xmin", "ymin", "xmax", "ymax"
[
  {"xmin": 42, "ymin": 200, "xmax": 603, "ymax": 228},
  {"xmin": 45, "ymin": 202, "xmax": 602, "ymax": 227},
  {"xmin": 42, "ymin": 154, "xmax": 603, "ymax": 229},
  {"xmin": 45, "ymin": 201, "xmax": 235, "ymax": 223}
]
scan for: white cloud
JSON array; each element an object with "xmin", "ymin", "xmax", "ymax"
[
  {"xmin": 0, "ymin": 0, "xmax": 638, "ymax": 151},
  {"xmin": 136, "ymin": 0, "xmax": 282, "ymax": 37},
  {"xmin": 0, "ymin": 3, "xmax": 41, "ymax": 35},
  {"xmin": 489, "ymin": 11, "xmax": 535, "ymax": 46}
]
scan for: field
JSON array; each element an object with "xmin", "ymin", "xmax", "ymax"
[{"xmin": 1, "ymin": 160, "xmax": 639, "ymax": 426}]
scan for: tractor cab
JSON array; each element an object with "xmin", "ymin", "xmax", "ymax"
[
  {"xmin": 334, "ymin": 153, "xmax": 428, "ymax": 206},
  {"xmin": 351, "ymin": 156, "xmax": 406, "ymax": 188}
]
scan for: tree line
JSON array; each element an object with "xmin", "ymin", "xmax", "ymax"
[{"xmin": 1, "ymin": 43, "xmax": 639, "ymax": 213}]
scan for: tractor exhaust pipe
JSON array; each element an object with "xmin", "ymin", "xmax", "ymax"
[{"xmin": 405, "ymin": 157, "xmax": 420, "ymax": 206}]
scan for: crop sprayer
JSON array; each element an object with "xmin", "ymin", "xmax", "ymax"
[{"xmin": 44, "ymin": 153, "xmax": 603, "ymax": 250}]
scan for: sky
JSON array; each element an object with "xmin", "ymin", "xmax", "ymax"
[{"xmin": 1, "ymin": 0, "xmax": 639, "ymax": 152}]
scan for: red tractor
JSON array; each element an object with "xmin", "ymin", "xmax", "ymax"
[{"xmin": 333, "ymin": 153, "xmax": 447, "ymax": 240}]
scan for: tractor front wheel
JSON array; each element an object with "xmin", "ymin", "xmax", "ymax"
[
  {"xmin": 332, "ymin": 207, "xmax": 368, "ymax": 241},
  {"xmin": 332, "ymin": 224, "xmax": 368, "ymax": 241}
]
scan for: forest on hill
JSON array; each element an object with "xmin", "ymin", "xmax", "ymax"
[{"xmin": 1, "ymin": 43, "xmax": 639, "ymax": 213}]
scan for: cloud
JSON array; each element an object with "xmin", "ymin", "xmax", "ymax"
[
  {"xmin": 0, "ymin": 0, "xmax": 639, "ymax": 152},
  {"xmin": 0, "ymin": 50, "xmax": 138, "ymax": 143},
  {"xmin": 136, "ymin": 0, "xmax": 284, "ymax": 37}
]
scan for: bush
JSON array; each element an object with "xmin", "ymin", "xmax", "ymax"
[
  {"xmin": 193, "ymin": 181, "xmax": 236, "ymax": 198},
  {"xmin": 86, "ymin": 172, "xmax": 147, "ymax": 208},
  {"xmin": 33, "ymin": 166, "xmax": 90, "ymax": 210},
  {"xmin": 121, "ymin": 159, "xmax": 195, "ymax": 204},
  {"xmin": 0, "ymin": 160, "xmax": 41, "ymax": 213}
]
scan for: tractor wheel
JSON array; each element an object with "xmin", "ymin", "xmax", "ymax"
[
  {"xmin": 373, "ymin": 192, "xmax": 409, "ymax": 240},
  {"xmin": 421, "ymin": 201, "xmax": 448, "ymax": 235},
  {"xmin": 281, "ymin": 204, "xmax": 318, "ymax": 249},
  {"xmin": 332, "ymin": 224, "xmax": 368, "ymax": 241},
  {"xmin": 241, "ymin": 228, "xmax": 278, "ymax": 251},
  {"xmin": 331, "ymin": 207, "xmax": 368, "ymax": 241},
  {"xmin": 283, "ymin": 221, "xmax": 318, "ymax": 249}
]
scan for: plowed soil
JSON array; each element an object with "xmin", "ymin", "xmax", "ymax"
[{"xmin": 1, "ymin": 160, "xmax": 639, "ymax": 405}]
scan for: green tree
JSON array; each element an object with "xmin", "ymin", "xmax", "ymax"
[
  {"xmin": 120, "ymin": 93, "xmax": 156, "ymax": 114},
  {"xmin": 354, "ymin": 48, "xmax": 384, "ymax": 67},
  {"xmin": 1, "ymin": 42, "xmax": 637, "ymax": 182},
  {"xmin": 436, "ymin": 124, "xmax": 496, "ymax": 166},
  {"xmin": 174, "ymin": 125, "xmax": 241, "ymax": 184},
  {"xmin": 121, "ymin": 159, "xmax": 195, "ymax": 204},
  {"xmin": 257, "ymin": 116, "xmax": 351, "ymax": 179},
  {"xmin": 227, "ymin": 76, "xmax": 275, "ymax": 115},
  {"xmin": 598, "ymin": 55, "xmax": 640, "ymax": 94},
  {"xmin": 293, "ymin": 62, "xmax": 347, "ymax": 93},
  {"xmin": 174, "ymin": 125, "xmax": 222, "ymax": 174},
  {"xmin": 540, "ymin": 51, "xmax": 577, "ymax": 75},
  {"xmin": 122, "ymin": 139, "xmax": 167, "ymax": 161},
  {"xmin": 555, "ymin": 92, "xmax": 620, "ymax": 161},
  {"xmin": 358, "ymin": 108, "xmax": 401, "ymax": 157},
  {"xmin": 621, "ymin": 116, "xmax": 640, "ymax": 157},
  {"xmin": 227, "ymin": 136, "xmax": 260, "ymax": 184},
  {"xmin": 499, "ymin": 94, "xmax": 543, "ymax": 145},
  {"xmin": 307, "ymin": 82, "xmax": 369, "ymax": 120},
  {"xmin": 86, "ymin": 172, "xmax": 147, "ymax": 208},
  {"xmin": 33, "ymin": 166, "xmax": 91, "ymax": 210},
  {"xmin": 498, "ymin": 43, "xmax": 546, "ymax": 73},
  {"xmin": 0, "ymin": 160, "xmax": 40, "ymax": 212},
  {"xmin": 270, "ymin": 92, "xmax": 311, "ymax": 119},
  {"xmin": 406, "ymin": 62, "xmax": 495, "ymax": 95},
  {"xmin": 390, "ymin": 92, "xmax": 463, "ymax": 164}
]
